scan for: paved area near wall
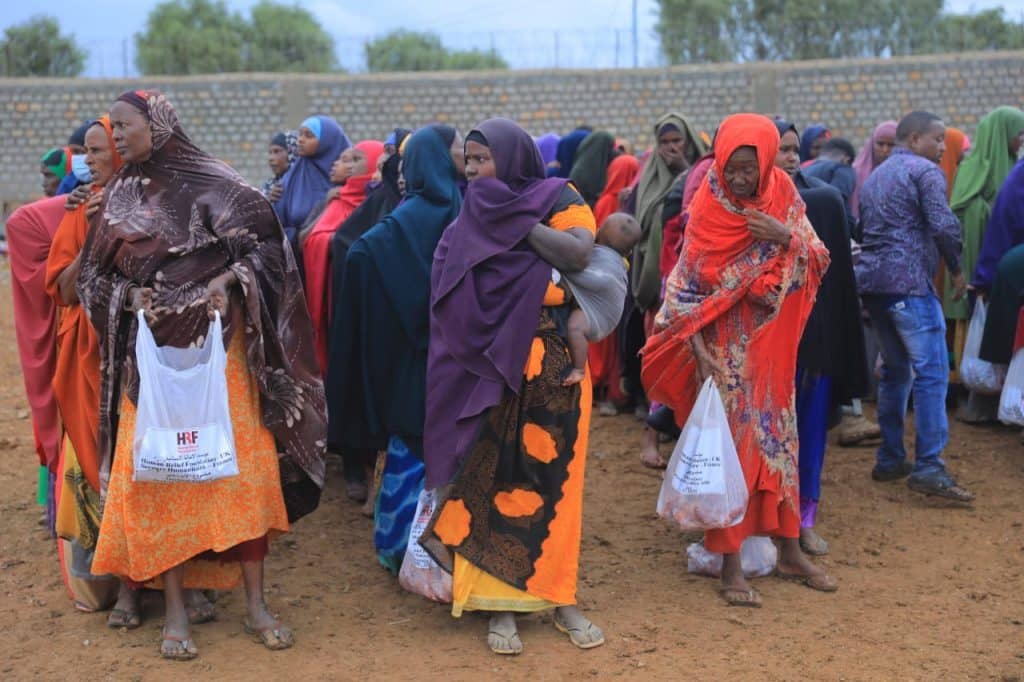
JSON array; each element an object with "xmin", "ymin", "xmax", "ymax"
[{"xmin": 0, "ymin": 262, "xmax": 1021, "ymax": 680}]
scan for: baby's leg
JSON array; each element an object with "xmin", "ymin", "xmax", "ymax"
[{"xmin": 564, "ymin": 309, "xmax": 588, "ymax": 386}]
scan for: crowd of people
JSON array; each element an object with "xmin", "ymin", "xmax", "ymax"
[{"xmin": 6, "ymin": 88, "xmax": 1024, "ymax": 660}]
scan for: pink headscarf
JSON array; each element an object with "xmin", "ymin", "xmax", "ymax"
[{"xmin": 851, "ymin": 121, "xmax": 897, "ymax": 218}]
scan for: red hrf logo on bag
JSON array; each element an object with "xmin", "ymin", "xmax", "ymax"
[{"xmin": 176, "ymin": 430, "xmax": 200, "ymax": 453}]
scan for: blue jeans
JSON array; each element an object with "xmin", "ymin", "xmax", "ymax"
[{"xmin": 862, "ymin": 294, "xmax": 948, "ymax": 476}]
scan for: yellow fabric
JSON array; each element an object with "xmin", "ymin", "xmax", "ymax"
[
  {"xmin": 55, "ymin": 436, "xmax": 79, "ymax": 541},
  {"xmin": 91, "ymin": 333, "xmax": 289, "ymax": 590},
  {"xmin": 450, "ymin": 554, "xmax": 563, "ymax": 617}
]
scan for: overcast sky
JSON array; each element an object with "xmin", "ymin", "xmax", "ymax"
[{"xmin": 6, "ymin": 0, "xmax": 1024, "ymax": 77}]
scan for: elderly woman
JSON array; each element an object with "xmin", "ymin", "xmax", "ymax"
[
  {"xmin": 77, "ymin": 91, "xmax": 326, "ymax": 660},
  {"xmin": 422, "ymin": 118, "xmax": 604, "ymax": 655},
  {"xmin": 643, "ymin": 113, "xmax": 835, "ymax": 607}
]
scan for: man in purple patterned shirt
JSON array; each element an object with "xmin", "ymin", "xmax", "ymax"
[{"xmin": 855, "ymin": 110, "xmax": 974, "ymax": 502}]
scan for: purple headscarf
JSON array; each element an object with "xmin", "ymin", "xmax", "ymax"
[
  {"xmin": 850, "ymin": 120, "xmax": 897, "ymax": 218},
  {"xmin": 424, "ymin": 118, "xmax": 569, "ymax": 488},
  {"xmin": 535, "ymin": 132, "xmax": 560, "ymax": 166}
]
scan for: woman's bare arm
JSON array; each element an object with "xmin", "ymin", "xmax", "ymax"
[{"xmin": 527, "ymin": 224, "xmax": 594, "ymax": 273}]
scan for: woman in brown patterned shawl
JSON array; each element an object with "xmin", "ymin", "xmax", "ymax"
[{"xmin": 77, "ymin": 90, "xmax": 326, "ymax": 660}]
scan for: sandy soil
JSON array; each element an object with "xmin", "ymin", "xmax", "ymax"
[{"xmin": 0, "ymin": 261, "xmax": 1021, "ymax": 681}]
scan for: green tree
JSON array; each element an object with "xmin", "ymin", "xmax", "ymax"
[
  {"xmin": 247, "ymin": 1, "xmax": 337, "ymax": 72},
  {"xmin": 135, "ymin": 0, "xmax": 248, "ymax": 75},
  {"xmin": 937, "ymin": 9, "xmax": 1024, "ymax": 53},
  {"xmin": 656, "ymin": 0, "xmax": 1021, "ymax": 63},
  {"xmin": 654, "ymin": 0, "xmax": 742, "ymax": 64},
  {"xmin": 0, "ymin": 15, "xmax": 85, "ymax": 77},
  {"xmin": 445, "ymin": 48, "xmax": 507, "ymax": 70},
  {"xmin": 365, "ymin": 30, "xmax": 507, "ymax": 72}
]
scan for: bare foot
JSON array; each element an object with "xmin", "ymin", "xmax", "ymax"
[
  {"xmin": 562, "ymin": 368, "xmax": 586, "ymax": 386},
  {"xmin": 640, "ymin": 428, "xmax": 666, "ymax": 469}
]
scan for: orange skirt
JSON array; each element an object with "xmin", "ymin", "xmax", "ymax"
[{"xmin": 91, "ymin": 333, "xmax": 289, "ymax": 589}]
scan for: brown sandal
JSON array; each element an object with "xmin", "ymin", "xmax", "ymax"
[
  {"xmin": 718, "ymin": 586, "xmax": 762, "ymax": 607},
  {"xmin": 243, "ymin": 618, "xmax": 295, "ymax": 651}
]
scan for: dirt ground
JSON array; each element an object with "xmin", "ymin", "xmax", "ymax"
[{"xmin": 0, "ymin": 262, "xmax": 1021, "ymax": 682}]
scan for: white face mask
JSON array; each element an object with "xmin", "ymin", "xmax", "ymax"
[{"xmin": 71, "ymin": 154, "xmax": 92, "ymax": 183}]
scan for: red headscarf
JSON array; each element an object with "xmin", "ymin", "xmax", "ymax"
[
  {"xmin": 593, "ymin": 153, "xmax": 639, "ymax": 226},
  {"xmin": 303, "ymin": 139, "xmax": 385, "ymax": 373}
]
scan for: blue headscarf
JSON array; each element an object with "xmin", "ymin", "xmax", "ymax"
[
  {"xmin": 550, "ymin": 128, "xmax": 589, "ymax": 177},
  {"xmin": 328, "ymin": 125, "xmax": 463, "ymax": 456},
  {"xmin": 273, "ymin": 115, "xmax": 350, "ymax": 240},
  {"xmin": 535, "ymin": 132, "xmax": 560, "ymax": 166},
  {"xmin": 799, "ymin": 124, "xmax": 831, "ymax": 162}
]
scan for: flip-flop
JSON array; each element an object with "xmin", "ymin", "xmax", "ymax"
[
  {"xmin": 717, "ymin": 586, "xmax": 762, "ymax": 608},
  {"xmin": 487, "ymin": 628, "xmax": 523, "ymax": 655},
  {"xmin": 160, "ymin": 628, "xmax": 198, "ymax": 661},
  {"xmin": 107, "ymin": 607, "xmax": 142, "ymax": 630},
  {"xmin": 775, "ymin": 570, "xmax": 839, "ymax": 592},
  {"xmin": 553, "ymin": 612, "xmax": 605, "ymax": 649},
  {"xmin": 243, "ymin": 618, "xmax": 295, "ymax": 651}
]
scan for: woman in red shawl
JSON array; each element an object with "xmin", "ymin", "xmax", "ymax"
[
  {"xmin": 642, "ymin": 114, "xmax": 836, "ymax": 607},
  {"xmin": 302, "ymin": 140, "xmax": 384, "ymax": 373}
]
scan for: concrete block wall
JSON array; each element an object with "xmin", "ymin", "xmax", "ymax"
[{"xmin": 1, "ymin": 50, "xmax": 1022, "ymax": 207}]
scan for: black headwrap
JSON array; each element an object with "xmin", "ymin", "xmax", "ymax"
[{"xmin": 69, "ymin": 120, "xmax": 94, "ymax": 147}]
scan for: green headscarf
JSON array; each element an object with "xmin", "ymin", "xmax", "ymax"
[
  {"xmin": 569, "ymin": 130, "xmax": 616, "ymax": 208},
  {"xmin": 40, "ymin": 147, "xmax": 69, "ymax": 180},
  {"xmin": 632, "ymin": 112, "xmax": 708, "ymax": 311},
  {"xmin": 944, "ymin": 106, "xmax": 1024, "ymax": 319}
]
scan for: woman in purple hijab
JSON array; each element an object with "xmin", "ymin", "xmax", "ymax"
[
  {"xmin": 421, "ymin": 118, "xmax": 605, "ymax": 655},
  {"xmin": 535, "ymin": 132, "xmax": 560, "ymax": 169}
]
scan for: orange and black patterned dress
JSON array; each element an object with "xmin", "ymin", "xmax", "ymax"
[{"xmin": 424, "ymin": 186, "xmax": 596, "ymax": 614}]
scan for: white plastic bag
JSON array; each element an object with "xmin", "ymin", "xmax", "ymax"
[
  {"xmin": 686, "ymin": 537, "xmax": 778, "ymax": 578},
  {"xmin": 398, "ymin": 489, "xmax": 452, "ymax": 603},
  {"xmin": 998, "ymin": 348, "xmax": 1024, "ymax": 426},
  {"xmin": 960, "ymin": 301, "xmax": 1007, "ymax": 395},
  {"xmin": 132, "ymin": 310, "xmax": 238, "ymax": 483},
  {"xmin": 657, "ymin": 377, "xmax": 748, "ymax": 531}
]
